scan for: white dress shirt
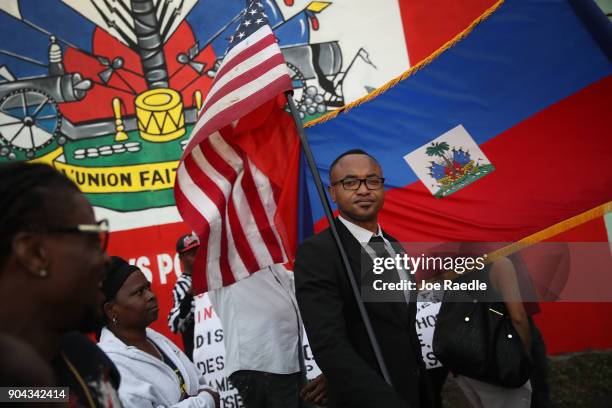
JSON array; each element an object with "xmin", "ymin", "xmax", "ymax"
[
  {"xmin": 338, "ymin": 215, "xmax": 385, "ymax": 246},
  {"xmin": 338, "ymin": 216, "xmax": 412, "ymax": 303},
  {"xmin": 207, "ymin": 264, "xmax": 302, "ymax": 376}
]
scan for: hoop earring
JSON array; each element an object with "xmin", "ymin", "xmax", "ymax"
[
  {"xmin": 39, "ymin": 269, "xmax": 48, "ymax": 277},
  {"xmin": 112, "ymin": 316, "xmax": 118, "ymax": 325}
]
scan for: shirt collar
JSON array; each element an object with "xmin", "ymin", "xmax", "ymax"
[{"xmin": 338, "ymin": 216, "xmax": 382, "ymax": 244}]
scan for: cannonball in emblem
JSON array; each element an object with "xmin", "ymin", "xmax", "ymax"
[
  {"xmin": 316, "ymin": 104, "xmax": 326, "ymax": 113},
  {"xmin": 304, "ymin": 97, "xmax": 313, "ymax": 106},
  {"xmin": 314, "ymin": 94, "xmax": 324, "ymax": 104},
  {"xmin": 0, "ymin": 147, "xmax": 8, "ymax": 156},
  {"xmin": 307, "ymin": 106, "xmax": 316, "ymax": 115},
  {"xmin": 306, "ymin": 86, "xmax": 318, "ymax": 97}
]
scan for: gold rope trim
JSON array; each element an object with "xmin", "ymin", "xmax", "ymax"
[
  {"xmin": 487, "ymin": 201, "xmax": 612, "ymax": 262},
  {"xmin": 304, "ymin": 0, "xmax": 506, "ymax": 128},
  {"xmin": 429, "ymin": 201, "xmax": 612, "ymax": 282}
]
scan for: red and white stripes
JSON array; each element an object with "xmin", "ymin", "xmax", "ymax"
[{"xmin": 175, "ymin": 23, "xmax": 292, "ymax": 291}]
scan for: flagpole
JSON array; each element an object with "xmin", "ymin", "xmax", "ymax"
[{"xmin": 285, "ymin": 92, "xmax": 393, "ymax": 386}]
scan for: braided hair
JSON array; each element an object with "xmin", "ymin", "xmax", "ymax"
[{"xmin": 0, "ymin": 162, "xmax": 80, "ymax": 266}]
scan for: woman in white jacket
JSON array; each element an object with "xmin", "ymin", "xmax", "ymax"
[{"xmin": 98, "ymin": 256, "xmax": 219, "ymax": 408}]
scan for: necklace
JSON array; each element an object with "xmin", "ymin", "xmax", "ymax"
[
  {"xmin": 146, "ymin": 338, "xmax": 163, "ymax": 361},
  {"xmin": 61, "ymin": 352, "xmax": 96, "ymax": 408},
  {"xmin": 144, "ymin": 340, "xmax": 188, "ymax": 399}
]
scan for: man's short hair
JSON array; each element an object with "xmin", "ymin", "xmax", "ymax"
[{"xmin": 329, "ymin": 149, "xmax": 381, "ymax": 180}]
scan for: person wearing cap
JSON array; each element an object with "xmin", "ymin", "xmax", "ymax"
[
  {"xmin": 168, "ymin": 233, "xmax": 200, "ymax": 360},
  {"xmin": 98, "ymin": 256, "xmax": 219, "ymax": 408}
]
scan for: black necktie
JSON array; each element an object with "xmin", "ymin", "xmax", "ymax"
[
  {"xmin": 368, "ymin": 235, "xmax": 389, "ymax": 259},
  {"xmin": 368, "ymin": 235, "xmax": 413, "ymax": 304}
]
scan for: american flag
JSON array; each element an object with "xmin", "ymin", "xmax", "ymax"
[{"xmin": 174, "ymin": 1, "xmax": 295, "ymax": 292}]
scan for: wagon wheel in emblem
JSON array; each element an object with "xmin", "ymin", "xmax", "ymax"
[
  {"xmin": 0, "ymin": 88, "xmax": 63, "ymax": 160},
  {"xmin": 286, "ymin": 62, "xmax": 307, "ymax": 108}
]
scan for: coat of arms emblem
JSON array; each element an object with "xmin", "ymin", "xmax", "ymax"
[{"xmin": 404, "ymin": 125, "xmax": 494, "ymax": 198}]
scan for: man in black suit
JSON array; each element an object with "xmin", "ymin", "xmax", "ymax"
[{"xmin": 295, "ymin": 149, "xmax": 429, "ymax": 408}]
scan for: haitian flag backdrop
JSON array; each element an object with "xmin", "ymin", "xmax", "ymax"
[
  {"xmin": 303, "ymin": 0, "xmax": 612, "ymax": 354},
  {"xmin": 1, "ymin": 0, "xmax": 609, "ymax": 359},
  {"xmin": 0, "ymin": 0, "xmax": 498, "ymax": 345}
]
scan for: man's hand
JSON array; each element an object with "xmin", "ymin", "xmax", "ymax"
[
  {"xmin": 301, "ymin": 374, "xmax": 327, "ymax": 406},
  {"xmin": 198, "ymin": 388, "xmax": 220, "ymax": 408}
]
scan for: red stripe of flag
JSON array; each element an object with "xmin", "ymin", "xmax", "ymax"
[
  {"xmin": 183, "ymin": 152, "xmax": 235, "ymax": 286},
  {"xmin": 201, "ymin": 53, "xmax": 288, "ymax": 114},
  {"xmin": 184, "ymin": 75, "xmax": 291, "ymax": 157},
  {"xmin": 175, "ymin": 11, "xmax": 294, "ymax": 292},
  {"xmin": 174, "ymin": 185, "xmax": 213, "ymax": 292},
  {"xmin": 239, "ymin": 152, "xmax": 284, "ymax": 262},
  {"xmin": 212, "ymin": 33, "xmax": 277, "ymax": 85},
  {"xmin": 198, "ymin": 137, "xmax": 260, "ymax": 276}
]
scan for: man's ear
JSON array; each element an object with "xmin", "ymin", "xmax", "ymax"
[
  {"xmin": 11, "ymin": 232, "xmax": 49, "ymax": 277},
  {"xmin": 328, "ymin": 185, "xmax": 337, "ymax": 203}
]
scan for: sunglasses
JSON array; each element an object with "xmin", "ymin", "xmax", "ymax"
[{"xmin": 46, "ymin": 219, "xmax": 110, "ymax": 252}]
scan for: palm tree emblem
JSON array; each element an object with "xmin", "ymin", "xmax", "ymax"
[{"xmin": 426, "ymin": 141, "xmax": 462, "ymax": 178}]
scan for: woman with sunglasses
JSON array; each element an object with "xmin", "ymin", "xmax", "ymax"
[
  {"xmin": 98, "ymin": 256, "xmax": 219, "ymax": 408},
  {"xmin": 0, "ymin": 162, "xmax": 121, "ymax": 407}
]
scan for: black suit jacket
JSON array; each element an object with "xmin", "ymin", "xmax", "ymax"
[{"xmin": 295, "ymin": 219, "xmax": 426, "ymax": 408}]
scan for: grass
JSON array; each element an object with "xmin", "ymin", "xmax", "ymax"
[{"xmin": 441, "ymin": 350, "xmax": 612, "ymax": 407}]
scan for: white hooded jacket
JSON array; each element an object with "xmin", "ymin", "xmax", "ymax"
[{"xmin": 98, "ymin": 327, "xmax": 216, "ymax": 408}]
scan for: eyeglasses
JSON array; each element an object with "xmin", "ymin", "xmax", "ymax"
[
  {"xmin": 331, "ymin": 177, "xmax": 385, "ymax": 191},
  {"xmin": 46, "ymin": 219, "xmax": 110, "ymax": 252}
]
